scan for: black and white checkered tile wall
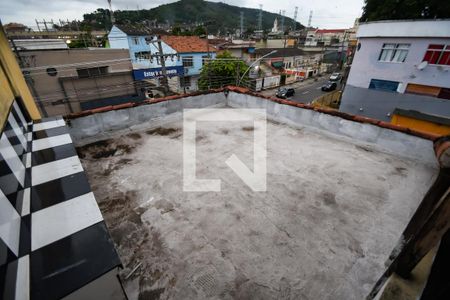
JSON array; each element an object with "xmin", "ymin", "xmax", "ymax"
[{"xmin": 0, "ymin": 101, "xmax": 121, "ymax": 300}]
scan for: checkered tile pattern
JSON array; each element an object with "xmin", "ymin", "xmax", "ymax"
[{"xmin": 0, "ymin": 102, "xmax": 121, "ymax": 300}]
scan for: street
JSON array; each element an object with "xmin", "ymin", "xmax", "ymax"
[{"xmin": 260, "ymin": 76, "xmax": 338, "ymax": 104}]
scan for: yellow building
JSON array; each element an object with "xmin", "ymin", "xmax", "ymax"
[
  {"xmin": 0, "ymin": 23, "xmax": 41, "ymax": 125},
  {"xmin": 391, "ymin": 108, "xmax": 450, "ymax": 136}
]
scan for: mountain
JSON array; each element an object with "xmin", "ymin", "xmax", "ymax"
[{"xmin": 82, "ymin": 0, "xmax": 302, "ymax": 34}]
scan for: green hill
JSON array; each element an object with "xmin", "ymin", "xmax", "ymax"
[{"xmin": 83, "ymin": 0, "xmax": 302, "ymax": 34}]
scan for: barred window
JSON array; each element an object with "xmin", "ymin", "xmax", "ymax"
[
  {"xmin": 423, "ymin": 44, "xmax": 450, "ymax": 65},
  {"xmin": 76, "ymin": 66, "xmax": 108, "ymax": 78},
  {"xmin": 134, "ymin": 51, "xmax": 151, "ymax": 60},
  {"xmin": 183, "ymin": 56, "xmax": 194, "ymax": 67}
]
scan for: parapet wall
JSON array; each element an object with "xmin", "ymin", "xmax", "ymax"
[
  {"xmin": 68, "ymin": 92, "xmax": 226, "ymax": 143},
  {"xmin": 227, "ymin": 92, "xmax": 438, "ymax": 165},
  {"xmin": 67, "ymin": 88, "xmax": 439, "ymax": 166}
]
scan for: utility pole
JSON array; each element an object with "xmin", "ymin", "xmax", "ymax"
[
  {"xmin": 258, "ymin": 4, "xmax": 263, "ymax": 31},
  {"xmin": 293, "ymin": 7, "xmax": 298, "ymax": 31},
  {"xmin": 107, "ymin": 0, "xmax": 115, "ymax": 24},
  {"xmin": 155, "ymin": 37, "xmax": 169, "ymax": 94},
  {"xmin": 281, "ymin": 10, "xmax": 285, "ymax": 32},
  {"xmin": 308, "ymin": 10, "xmax": 313, "ymax": 28},
  {"xmin": 240, "ymin": 11, "xmax": 244, "ymax": 37}
]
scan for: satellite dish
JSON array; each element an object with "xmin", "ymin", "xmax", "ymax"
[{"xmin": 417, "ymin": 61, "xmax": 428, "ymax": 70}]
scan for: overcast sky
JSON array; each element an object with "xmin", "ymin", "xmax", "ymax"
[{"xmin": 0, "ymin": 0, "xmax": 364, "ymax": 29}]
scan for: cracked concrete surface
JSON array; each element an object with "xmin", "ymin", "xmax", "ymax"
[{"xmin": 78, "ymin": 109, "xmax": 436, "ymax": 300}]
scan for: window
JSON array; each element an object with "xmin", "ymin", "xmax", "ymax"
[
  {"xmin": 202, "ymin": 55, "xmax": 209, "ymax": 65},
  {"xmin": 378, "ymin": 43, "xmax": 410, "ymax": 62},
  {"xmin": 406, "ymin": 83, "xmax": 450, "ymax": 100},
  {"xmin": 76, "ymin": 66, "xmax": 109, "ymax": 78},
  {"xmin": 369, "ymin": 79, "xmax": 399, "ymax": 92},
  {"xmin": 132, "ymin": 37, "xmax": 139, "ymax": 45},
  {"xmin": 46, "ymin": 67, "xmax": 57, "ymax": 76},
  {"xmin": 423, "ymin": 44, "xmax": 450, "ymax": 65},
  {"xmin": 182, "ymin": 56, "xmax": 194, "ymax": 67},
  {"xmin": 134, "ymin": 51, "xmax": 151, "ymax": 60}
]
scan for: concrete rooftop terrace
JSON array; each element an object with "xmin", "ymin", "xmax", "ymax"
[{"xmin": 68, "ymin": 89, "xmax": 439, "ymax": 299}]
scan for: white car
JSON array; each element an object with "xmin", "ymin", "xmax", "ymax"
[{"xmin": 329, "ymin": 73, "xmax": 342, "ymax": 81}]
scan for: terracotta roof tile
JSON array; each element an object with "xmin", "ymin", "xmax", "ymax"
[
  {"xmin": 161, "ymin": 36, "xmax": 216, "ymax": 53},
  {"xmin": 316, "ymin": 29, "xmax": 346, "ymax": 34}
]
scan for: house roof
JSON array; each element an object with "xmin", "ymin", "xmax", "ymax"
[
  {"xmin": 316, "ymin": 29, "xmax": 346, "ymax": 34},
  {"xmin": 254, "ymin": 48, "xmax": 307, "ymax": 58},
  {"xmin": 114, "ymin": 24, "xmax": 168, "ymax": 36},
  {"xmin": 12, "ymin": 39, "xmax": 68, "ymax": 50},
  {"xmin": 161, "ymin": 36, "xmax": 215, "ymax": 53}
]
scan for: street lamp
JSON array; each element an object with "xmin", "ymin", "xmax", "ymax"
[{"xmin": 238, "ymin": 50, "xmax": 277, "ymax": 86}]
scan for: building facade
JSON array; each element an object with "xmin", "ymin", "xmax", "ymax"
[
  {"xmin": 253, "ymin": 48, "xmax": 323, "ymax": 78},
  {"xmin": 19, "ymin": 48, "xmax": 139, "ymax": 117},
  {"xmin": 305, "ymin": 29, "xmax": 346, "ymax": 47},
  {"xmin": 340, "ymin": 20, "xmax": 450, "ymax": 122},
  {"xmin": 161, "ymin": 35, "xmax": 216, "ymax": 91},
  {"xmin": 108, "ymin": 25, "xmax": 183, "ymax": 92}
]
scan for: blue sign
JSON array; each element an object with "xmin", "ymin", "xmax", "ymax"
[{"xmin": 133, "ymin": 66, "xmax": 184, "ymax": 80}]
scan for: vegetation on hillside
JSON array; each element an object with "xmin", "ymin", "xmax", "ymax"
[
  {"xmin": 82, "ymin": 0, "xmax": 302, "ymax": 34},
  {"xmin": 361, "ymin": 0, "xmax": 450, "ymax": 21}
]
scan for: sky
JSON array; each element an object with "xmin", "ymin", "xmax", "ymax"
[{"xmin": 0, "ymin": 0, "xmax": 364, "ymax": 30}]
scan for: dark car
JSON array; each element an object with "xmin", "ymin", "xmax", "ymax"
[
  {"xmin": 321, "ymin": 81, "xmax": 337, "ymax": 92},
  {"xmin": 276, "ymin": 88, "xmax": 295, "ymax": 98}
]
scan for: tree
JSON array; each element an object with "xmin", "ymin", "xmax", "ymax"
[
  {"xmin": 361, "ymin": 0, "xmax": 450, "ymax": 22},
  {"xmin": 198, "ymin": 51, "xmax": 249, "ymax": 90},
  {"xmin": 171, "ymin": 26, "xmax": 182, "ymax": 35},
  {"xmin": 193, "ymin": 26, "xmax": 206, "ymax": 36}
]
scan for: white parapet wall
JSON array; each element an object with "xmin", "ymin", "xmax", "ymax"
[{"xmin": 67, "ymin": 90, "xmax": 437, "ymax": 166}]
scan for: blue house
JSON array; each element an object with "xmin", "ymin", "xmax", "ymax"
[
  {"xmin": 108, "ymin": 25, "xmax": 184, "ymax": 91},
  {"xmin": 161, "ymin": 35, "xmax": 216, "ymax": 91}
]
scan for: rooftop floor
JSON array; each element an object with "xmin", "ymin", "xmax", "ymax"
[{"xmin": 78, "ymin": 108, "xmax": 435, "ymax": 300}]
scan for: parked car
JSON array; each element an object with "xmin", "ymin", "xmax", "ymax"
[
  {"xmin": 321, "ymin": 81, "xmax": 337, "ymax": 92},
  {"xmin": 276, "ymin": 87, "xmax": 295, "ymax": 98},
  {"xmin": 329, "ymin": 73, "xmax": 342, "ymax": 81}
]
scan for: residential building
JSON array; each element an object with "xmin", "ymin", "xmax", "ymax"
[
  {"xmin": 253, "ymin": 48, "xmax": 323, "ymax": 78},
  {"xmin": 255, "ymin": 38, "xmax": 296, "ymax": 49},
  {"xmin": 161, "ymin": 35, "xmax": 216, "ymax": 91},
  {"xmin": 340, "ymin": 20, "xmax": 450, "ymax": 123},
  {"xmin": 213, "ymin": 39, "xmax": 255, "ymax": 62},
  {"xmin": 19, "ymin": 48, "xmax": 140, "ymax": 116},
  {"xmin": 3, "ymin": 22, "xmax": 29, "ymax": 33},
  {"xmin": 12, "ymin": 39, "xmax": 69, "ymax": 50},
  {"xmin": 108, "ymin": 25, "xmax": 182, "ymax": 92},
  {"xmin": 305, "ymin": 28, "xmax": 347, "ymax": 47}
]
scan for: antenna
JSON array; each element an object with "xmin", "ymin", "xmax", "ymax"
[
  {"xmin": 308, "ymin": 10, "xmax": 313, "ymax": 28},
  {"xmin": 293, "ymin": 6, "xmax": 298, "ymax": 31},
  {"xmin": 258, "ymin": 4, "xmax": 263, "ymax": 31}
]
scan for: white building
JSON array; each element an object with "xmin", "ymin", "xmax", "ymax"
[
  {"xmin": 340, "ymin": 20, "xmax": 450, "ymax": 122},
  {"xmin": 305, "ymin": 29, "xmax": 347, "ymax": 47}
]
